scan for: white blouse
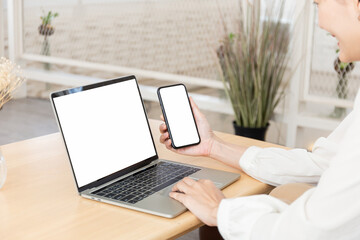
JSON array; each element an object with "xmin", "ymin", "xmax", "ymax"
[{"xmin": 217, "ymin": 89, "xmax": 360, "ymax": 240}]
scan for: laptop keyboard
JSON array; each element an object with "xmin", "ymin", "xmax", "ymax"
[{"xmin": 92, "ymin": 162, "xmax": 200, "ymax": 204}]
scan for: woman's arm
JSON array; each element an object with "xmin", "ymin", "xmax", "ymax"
[
  {"xmin": 218, "ymin": 110, "xmax": 360, "ymax": 239},
  {"xmin": 160, "ymin": 98, "xmax": 340, "ymax": 185},
  {"xmin": 209, "ymin": 136, "xmax": 248, "ymax": 169},
  {"xmin": 159, "ymin": 97, "xmax": 246, "ymax": 169}
]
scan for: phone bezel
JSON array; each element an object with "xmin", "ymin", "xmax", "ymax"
[{"xmin": 157, "ymin": 84, "xmax": 201, "ymax": 149}]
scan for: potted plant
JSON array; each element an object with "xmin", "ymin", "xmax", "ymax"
[
  {"xmin": 331, "ymin": 50, "xmax": 355, "ymax": 118},
  {"xmin": 0, "ymin": 57, "xmax": 26, "ymax": 110},
  {"xmin": 38, "ymin": 10, "xmax": 59, "ymax": 70},
  {"xmin": 216, "ymin": 0, "xmax": 291, "ymax": 140}
]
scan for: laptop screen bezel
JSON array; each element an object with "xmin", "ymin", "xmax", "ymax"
[{"xmin": 50, "ymin": 75, "xmax": 159, "ymax": 193}]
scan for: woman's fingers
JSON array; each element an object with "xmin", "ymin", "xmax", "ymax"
[
  {"xmin": 159, "ymin": 123, "xmax": 167, "ymax": 133},
  {"xmin": 172, "ymin": 180, "xmax": 189, "ymax": 193},
  {"xmin": 172, "ymin": 177, "xmax": 196, "ymax": 193},
  {"xmin": 164, "ymin": 139, "xmax": 173, "ymax": 150},
  {"xmin": 169, "ymin": 177, "xmax": 224, "ymax": 226},
  {"xmin": 160, "ymin": 115, "xmax": 164, "ymax": 121},
  {"xmin": 182, "ymin": 177, "xmax": 197, "ymax": 186},
  {"xmin": 169, "ymin": 191, "xmax": 187, "ymax": 204},
  {"xmin": 159, "ymin": 132, "xmax": 169, "ymax": 143}
]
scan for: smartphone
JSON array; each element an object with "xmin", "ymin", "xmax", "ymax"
[{"xmin": 157, "ymin": 84, "xmax": 201, "ymax": 149}]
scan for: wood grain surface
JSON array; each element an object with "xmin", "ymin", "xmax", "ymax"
[{"xmin": 0, "ymin": 119, "xmax": 281, "ymax": 240}]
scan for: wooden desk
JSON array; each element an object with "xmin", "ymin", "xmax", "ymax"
[{"xmin": 0, "ymin": 119, "xmax": 279, "ymax": 240}]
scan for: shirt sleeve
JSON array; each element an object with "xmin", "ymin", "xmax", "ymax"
[
  {"xmin": 218, "ymin": 106, "xmax": 360, "ymax": 240},
  {"xmin": 239, "ymin": 110, "xmax": 355, "ymax": 186},
  {"xmin": 239, "ymin": 145, "xmax": 328, "ymax": 186},
  {"xmin": 217, "ymin": 195, "xmax": 288, "ymax": 240}
]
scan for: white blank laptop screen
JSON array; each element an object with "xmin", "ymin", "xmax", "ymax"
[{"xmin": 53, "ymin": 79, "xmax": 156, "ymax": 188}]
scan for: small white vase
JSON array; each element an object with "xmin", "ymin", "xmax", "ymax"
[{"xmin": 0, "ymin": 149, "xmax": 6, "ymax": 189}]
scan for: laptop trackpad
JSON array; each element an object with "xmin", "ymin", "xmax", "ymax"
[{"xmin": 158, "ymin": 186, "xmax": 174, "ymax": 196}]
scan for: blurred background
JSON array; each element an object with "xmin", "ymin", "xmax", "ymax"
[
  {"xmin": 2, "ymin": 1, "xmax": 360, "ymax": 239},
  {"xmin": 1, "ymin": 0, "xmax": 359, "ymax": 149}
]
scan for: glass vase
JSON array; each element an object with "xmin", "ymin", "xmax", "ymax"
[{"xmin": 0, "ymin": 149, "xmax": 7, "ymax": 189}]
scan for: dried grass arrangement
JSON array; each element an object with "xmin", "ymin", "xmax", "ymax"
[
  {"xmin": 0, "ymin": 57, "xmax": 26, "ymax": 109},
  {"xmin": 217, "ymin": 0, "xmax": 291, "ymax": 128}
]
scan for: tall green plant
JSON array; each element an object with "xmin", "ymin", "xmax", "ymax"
[{"xmin": 217, "ymin": 0, "xmax": 291, "ymax": 128}]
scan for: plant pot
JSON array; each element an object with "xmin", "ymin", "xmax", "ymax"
[
  {"xmin": 38, "ymin": 24, "xmax": 55, "ymax": 36},
  {"xmin": 233, "ymin": 121, "xmax": 269, "ymax": 141}
]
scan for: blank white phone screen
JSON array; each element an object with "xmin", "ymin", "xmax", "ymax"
[
  {"xmin": 53, "ymin": 79, "xmax": 156, "ymax": 188},
  {"xmin": 159, "ymin": 85, "xmax": 200, "ymax": 148}
]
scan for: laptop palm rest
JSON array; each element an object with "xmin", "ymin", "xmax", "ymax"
[{"xmin": 136, "ymin": 193, "xmax": 186, "ymax": 218}]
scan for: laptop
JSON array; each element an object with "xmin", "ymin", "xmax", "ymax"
[{"xmin": 50, "ymin": 75, "xmax": 240, "ymax": 218}]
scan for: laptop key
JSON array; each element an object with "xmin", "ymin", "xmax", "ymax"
[
  {"xmin": 141, "ymin": 187, "xmax": 152, "ymax": 192},
  {"xmin": 132, "ymin": 197, "xmax": 141, "ymax": 202},
  {"xmin": 128, "ymin": 199, "xmax": 138, "ymax": 204},
  {"xmin": 120, "ymin": 195, "xmax": 136, "ymax": 202},
  {"xmin": 114, "ymin": 193, "xmax": 126, "ymax": 200},
  {"xmin": 137, "ymin": 195, "xmax": 146, "ymax": 201},
  {"xmin": 114, "ymin": 193, "xmax": 127, "ymax": 200},
  {"xmin": 105, "ymin": 193, "xmax": 117, "ymax": 198}
]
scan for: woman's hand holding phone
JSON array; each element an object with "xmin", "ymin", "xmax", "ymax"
[
  {"xmin": 159, "ymin": 97, "xmax": 216, "ymax": 157},
  {"xmin": 160, "ymin": 98, "xmax": 225, "ymax": 226}
]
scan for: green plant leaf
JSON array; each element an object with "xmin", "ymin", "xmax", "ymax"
[{"xmin": 217, "ymin": 0, "xmax": 291, "ymax": 128}]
